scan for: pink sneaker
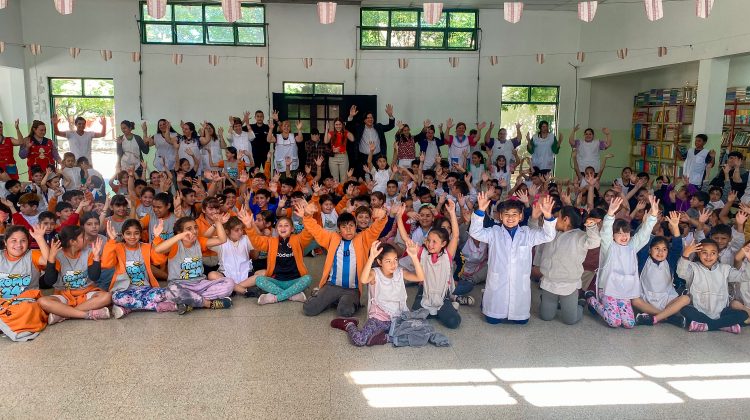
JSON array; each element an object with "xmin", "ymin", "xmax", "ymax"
[
  {"xmin": 156, "ymin": 301, "xmax": 177, "ymax": 312},
  {"xmin": 688, "ymin": 321, "xmax": 708, "ymax": 332},
  {"xmin": 258, "ymin": 294, "xmax": 278, "ymax": 305},
  {"xmin": 289, "ymin": 292, "xmax": 307, "ymax": 303},
  {"xmin": 86, "ymin": 307, "xmax": 111, "ymax": 320},
  {"xmin": 47, "ymin": 313, "xmax": 67, "ymax": 325},
  {"xmin": 720, "ymin": 324, "xmax": 742, "ymax": 334}
]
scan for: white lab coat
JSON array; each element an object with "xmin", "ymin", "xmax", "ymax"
[{"xmin": 469, "ymin": 212, "xmax": 556, "ymax": 320}]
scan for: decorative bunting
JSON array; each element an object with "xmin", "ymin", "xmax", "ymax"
[
  {"xmin": 209, "ymin": 54, "xmax": 219, "ymax": 66},
  {"xmin": 303, "ymin": 57, "xmax": 313, "ymax": 69},
  {"xmin": 397, "ymin": 58, "xmax": 408, "ymax": 69},
  {"xmin": 0, "ymin": 42, "xmax": 5, "ymax": 54},
  {"xmin": 100, "ymin": 49, "xmax": 112, "ymax": 61},
  {"xmin": 172, "ymin": 53, "xmax": 183, "ymax": 65},
  {"xmin": 0, "ymin": 0, "xmax": 6, "ymax": 10},
  {"xmin": 69, "ymin": 47, "xmax": 80, "ymax": 59},
  {"xmin": 221, "ymin": 0, "xmax": 242, "ymax": 23},
  {"xmin": 448, "ymin": 57, "xmax": 459, "ymax": 68},
  {"xmin": 28, "ymin": 44, "xmax": 42, "ymax": 56},
  {"xmin": 317, "ymin": 2, "xmax": 337, "ymax": 24},
  {"xmin": 344, "ymin": 58, "xmax": 354, "ymax": 69},
  {"xmin": 423, "ymin": 3, "xmax": 443, "ymax": 24},
  {"xmin": 255, "ymin": 56, "xmax": 265, "ymax": 67},
  {"xmin": 644, "ymin": 0, "xmax": 664, "ymax": 21},
  {"xmin": 577, "ymin": 1, "xmax": 598, "ymax": 23},
  {"xmin": 617, "ymin": 48, "xmax": 628, "ymax": 59},
  {"xmin": 131, "ymin": 52, "xmax": 141, "ymax": 62},
  {"xmin": 696, "ymin": 0, "xmax": 714, "ymax": 19},
  {"xmin": 576, "ymin": 51, "xmax": 586, "ymax": 62},
  {"xmin": 657, "ymin": 46, "xmax": 668, "ymax": 57},
  {"xmin": 146, "ymin": 0, "xmax": 166, "ymax": 20},
  {"xmin": 503, "ymin": 2, "xmax": 523, "ymax": 24},
  {"xmin": 489, "ymin": 56, "xmax": 498, "ymax": 66},
  {"xmin": 54, "ymin": 0, "xmax": 75, "ymax": 15},
  {"xmin": 536, "ymin": 53, "xmax": 544, "ymax": 64}
]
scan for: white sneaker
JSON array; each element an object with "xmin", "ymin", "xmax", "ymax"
[
  {"xmin": 112, "ymin": 305, "xmax": 130, "ymax": 319},
  {"xmin": 47, "ymin": 313, "xmax": 67, "ymax": 325},
  {"xmin": 452, "ymin": 302, "xmax": 460, "ymax": 310},
  {"xmin": 289, "ymin": 292, "xmax": 307, "ymax": 303}
]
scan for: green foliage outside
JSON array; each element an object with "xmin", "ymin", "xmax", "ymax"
[{"xmin": 360, "ymin": 8, "xmax": 476, "ymax": 50}]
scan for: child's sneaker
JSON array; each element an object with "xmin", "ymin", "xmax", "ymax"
[
  {"xmin": 666, "ymin": 314, "xmax": 687, "ymax": 328},
  {"xmin": 86, "ymin": 307, "xmax": 111, "ymax": 320},
  {"xmin": 112, "ymin": 305, "xmax": 131, "ymax": 319},
  {"xmin": 209, "ymin": 297, "xmax": 232, "ymax": 309},
  {"xmin": 366, "ymin": 331, "xmax": 389, "ymax": 346},
  {"xmin": 635, "ymin": 313, "xmax": 655, "ymax": 326},
  {"xmin": 177, "ymin": 304, "xmax": 194, "ymax": 315},
  {"xmin": 311, "ymin": 287, "xmax": 320, "ymax": 297},
  {"xmin": 156, "ymin": 301, "xmax": 177, "ymax": 312},
  {"xmin": 289, "ymin": 292, "xmax": 307, "ymax": 303},
  {"xmin": 688, "ymin": 321, "xmax": 709, "ymax": 332},
  {"xmin": 258, "ymin": 294, "xmax": 278, "ymax": 305},
  {"xmin": 331, "ymin": 318, "xmax": 358, "ymax": 331},
  {"xmin": 47, "ymin": 313, "xmax": 67, "ymax": 325},
  {"xmin": 452, "ymin": 301, "xmax": 460, "ymax": 310},
  {"xmin": 720, "ymin": 324, "xmax": 741, "ymax": 334},
  {"xmin": 244, "ymin": 287, "xmax": 261, "ymax": 298},
  {"xmin": 453, "ymin": 295, "xmax": 475, "ymax": 306}
]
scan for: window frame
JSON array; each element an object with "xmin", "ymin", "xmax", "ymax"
[
  {"xmin": 283, "ymin": 82, "xmax": 344, "ymax": 96},
  {"xmin": 501, "ymin": 85, "xmax": 560, "ymax": 105},
  {"xmin": 48, "ymin": 77, "xmax": 115, "ymax": 141},
  {"xmin": 139, "ymin": 1, "xmax": 266, "ymax": 47},
  {"xmin": 359, "ymin": 7, "xmax": 478, "ymax": 51}
]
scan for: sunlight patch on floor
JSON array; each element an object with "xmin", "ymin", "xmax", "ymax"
[
  {"xmin": 361, "ymin": 385, "xmax": 517, "ymax": 408},
  {"xmin": 511, "ymin": 380, "xmax": 683, "ymax": 407},
  {"xmin": 493, "ymin": 366, "xmax": 642, "ymax": 382},
  {"xmin": 668, "ymin": 379, "xmax": 750, "ymax": 400},
  {"xmin": 349, "ymin": 369, "xmax": 497, "ymax": 385}
]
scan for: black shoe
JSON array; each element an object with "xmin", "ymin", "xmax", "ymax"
[
  {"xmin": 177, "ymin": 304, "xmax": 194, "ymax": 315},
  {"xmin": 635, "ymin": 313, "xmax": 655, "ymax": 326},
  {"xmin": 666, "ymin": 314, "xmax": 687, "ymax": 328},
  {"xmin": 209, "ymin": 297, "xmax": 233, "ymax": 309},
  {"xmin": 583, "ymin": 290, "xmax": 596, "ymax": 300},
  {"xmin": 244, "ymin": 287, "xmax": 261, "ymax": 298}
]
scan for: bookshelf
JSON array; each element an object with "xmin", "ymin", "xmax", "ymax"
[
  {"xmin": 720, "ymin": 86, "xmax": 750, "ymax": 169},
  {"xmin": 630, "ymin": 88, "xmax": 695, "ymax": 178}
]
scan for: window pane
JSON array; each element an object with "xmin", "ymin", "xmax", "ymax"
[
  {"xmin": 142, "ymin": 4, "xmax": 171, "ymax": 22},
  {"xmin": 205, "ymin": 5, "xmax": 227, "ymax": 23},
  {"xmin": 207, "ymin": 26, "xmax": 234, "ymax": 44},
  {"xmin": 391, "ymin": 10, "xmax": 418, "ymax": 27},
  {"xmin": 238, "ymin": 26, "xmax": 264, "ymax": 45},
  {"xmin": 502, "ymin": 86, "xmax": 530, "ymax": 102},
  {"xmin": 315, "ymin": 84, "xmax": 343, "ymax": 95},
  {"xmin": 176, "ymin": 25, "xmax": 204, "ymax": 44},
  {"xmin": 299, "ymin": 105, "xmax": 310, "ymax": 119},
  {"xmin": 284, "ymin": 83, "xmax": 313, "ymax": 94},
  {"xmin": 391, "ymin": 30, "xmax": 416, "ymax": 48},
  {"xmin": 317, "ymin": 120, "xmax": 326, "ymax": 133},
  {"xmin": 51, "ymin": 79, "xmax": 82, "ymax": 96},
  {"xmin": 362, "ymin": 10, "xmax": 389, "ymax": 27},
  {"xmin": 530, "ymin": 87, "xmax": 559, "ymax": 103},
  {"xmin": 420, "ymin": 30, "xmax": 445, "ymax": 48},
  {"xmin": 287, "ymin": 104, "xmax": 299, "ymax": 117},
  {"xmin": 83, "ymin": 79, "xmax": 114, "ymax": 97},
  {"xmin": 174, "ymin": 5, "xmax": 201, "ymax": 22},
  {"xmin": 145, "ymin": 24, "xmax": 173, "ymax": 43},
  {"xmin": 239, "ymin": 6, "xmax": 264, "ymax": 24},
  {"xmin": 449, "ymin": 12, "xmax": 476, "ymax": 28},
  {"xmin": 447, "ymin": 31, "xmax": 474, "ymax": 49},
  {"xmin": 361, "ymin": 29, "xmax": 387, "ymax": 47},
  {"xmin": 421, "ymin": 12, "xmax": 447, "ymax": 27},
  {"xmin": 328, "ymin": 105, "xmax": 340, "ymax": 118}
]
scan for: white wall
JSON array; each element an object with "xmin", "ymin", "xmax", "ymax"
[{"xmin": 0, "ymin": 0, "xmax": 24, "ymax": 69}]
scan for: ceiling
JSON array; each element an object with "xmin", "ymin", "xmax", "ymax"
[{"xmin": 263, "ymin": 0, "xmax": 647, "ymax": 11}]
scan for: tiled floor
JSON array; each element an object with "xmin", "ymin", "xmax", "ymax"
[{"xmin": 4, "ymin": 257, "xmax": 750, "ymax": 419}]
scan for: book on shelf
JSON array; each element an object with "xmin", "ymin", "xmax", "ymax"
[
  {"xmin": 726, "ymin": 87, "xmax": 750, "ymax": 102},
  {"xmin": 733, "ymin": 131, "xmax": 750, "ymax": 147},
  {"xmin": 722, "ymin": 131, "xmax": 731, "ymax": 147}
]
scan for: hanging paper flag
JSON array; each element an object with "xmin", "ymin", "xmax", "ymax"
[
  {"xmin": 100, "ymin": 49, "xmax": 112, "ymax": 61},
  {"xmin": 172, "ymin": 53, "xmax": 183, "ymax": 65},
  {"xmin": 54, "ymin": 0, "xmax": 75, "ymax": 15},
  {"xmin": 617, "ymin": 48, "xmax": 628, "ymax": 59},
  {"xmin": 303, "ymin": 58, "xmax": 313, "ymax": 69},
  {"xmin": 398, "ymin": 58, "xmax": 408, "ymax": 69},
  {"xmin": 503, "ymin": 2, "xmax": 523, "ymax": 24},
  {"xmin": 577, "ymin": 51, "xmax": 586, "ymax": 62},
  {"xmin": 222, "ymin": 0, "xmax": 242, "ymax": 23},
  {"xmin": 28, "ymin": 44, "xmax": 42, "ymax": 56},
  {"xmin": 657, "ymin": 46, "xmax": 668, "ymax": 57},
  {"xmin": 317, "ymin": 2, "xmax": 336, "ymax": 24},
  {"xmin": 536, "ymin": 53, "xmax": 544, "ymax": 64},
  {"xmin": 489, "ymin": 56, "xmax": 498, "ymax": 66},
  {"xmin": 147, "ymin": 0, "xmax": 166, "ymax": 20},
  {"xmin": 448, "ymin": 57, "xmax": 459, "ymax": 68},
  {"xmin": 0, "ymin": 42, "xmax": 5, "ymax": 54},
  {"xmin": 423, "ymin": 3, "xmax": 443, "ymax": 24},
  {"xmin": 577, "ymin": 1, "xmax": 597, "ymax": 22},
  {"xmin": 131, "ymin": 52, "xmax": 141, "ymax": 62},
  {"xmin": 344, "ymin": 58, "xmax": 354, "ymax": 69},
  {"xmin": 696, "ymin": 0, "xmax": 714, "ymax": 18},
  {"xmin": 0, "ymin": 0, "xmax": 7, "ymax": 10},
  {"xmin": 255, "ymin": 56, "xmax": 265, "ymax": 67},
  {"xmin": 644, "ymin": 0, "xmax": 663, "ymax": 21},
  {"xmin": 208, "ymin": 54, "xmax": 219, "ymax": 66},
  {"xmin": 69, "ymin": 47, "xmax": 80, "ymax": 59}
]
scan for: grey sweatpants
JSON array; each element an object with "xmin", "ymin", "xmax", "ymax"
[
  {"xmin": 303, "ymin": 284, "xmax": 360, "ymax": 317},
  {"xmin": 539, "ymin": 289, "xmax": 582, "ymax": 325}
]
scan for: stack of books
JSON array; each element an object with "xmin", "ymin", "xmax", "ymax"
[
  {"xmin": 726, "ymin": 87, "xmax": 750, "ymax": 102},
  {"xmin": 732, "ymin": 131, "xmax": 750, "ymax": 147}
]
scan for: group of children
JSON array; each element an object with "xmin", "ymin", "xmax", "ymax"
[{"xmin": 2, "ymin": 114, "xmax": 750, "ymax": 348}]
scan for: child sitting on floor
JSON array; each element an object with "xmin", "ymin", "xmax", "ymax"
[{"xmin": 208, "ymin": 216, "xmax": 265, "ymax": 297}]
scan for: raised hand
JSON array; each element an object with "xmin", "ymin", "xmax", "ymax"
[
  {"xmin": 91, "ymin": 237, "xmax": 104, "ymax": 255},
  {"xmin": 405, "ymin": 238, "xmax": 419, "ymax": 258},
  {"xmin": 238, "ymin": 207, "xmax": 254, "ymax": 228},
  {"xmin": 29, "ymin": 223, "xmax": 46, "ymax": 243},
  {"xmin": 48, "ymin": 239, "xmax": 62, "ymax": 259},
  {"xmin": 446, "ymin": 118, "xmax": 454, "ymax": 129},
  {"xmin": 293, "ymin": 201, "xmax": 307, "ymax": 219},
  {"xmin": 152, "ymin": 219, "xmax": 164, "ymax": 239},
  {"xmin": 445, "ymin": 198, "xmax": 456, "ymax": 215},
  {"xmin": 516, "ymin": 189, "xmax": 530, "ymax": 205},
  {"xmin": 736, "ymin": 210, "xmax": 748, "ymax": 228},
  {"xmin": 349, "ymin": 105, "xmax": 358, "ymax": 118},
  {"xmin": 698, "ymin": 208, "xmax": 712, "ymax": 224},
  {"xmin": 315, "ymin": 155, "xmax": 324, "ymax": 167},
  {"xmin": 296, "ymin": 120, "xmax": 303, "ymax": 132},
  {"xmin": 385, "ymin": 104, "xmax": 394, "ymax": 117},
  {"xmin": 539, "ymin": 195, "xmax": 554, "ymax": 219},
  {"xmin": 728, "ymin": 190, "xmax": 738, "ymax": 203},
  {"xmin": 683, "ymin": 240, "xmax": 701, "ymax": 258},
  {"xmin": 106, "ymin": 220, "xmax": 118, "ymax": 240},
  {"xmin": 647, "ymin": 195, "xmax": 660, "ymax": 217},
  {"xmin": 372, "ymin": 207, "xmax": 387, "ymax": 220},
  {"xmin": 608, "ymin": 196, "xmax": 623, "ymax": 216},
  {"xmin": 476, "ymin": 191, "xmax": 491, "ymax": 212},
  {"xmin": 602, "ymin": 127, "xmax": 611, "ymax": 136},
  {"xmin": 369, "ymin": 240, "xmax": 383, "ymax": 259}
]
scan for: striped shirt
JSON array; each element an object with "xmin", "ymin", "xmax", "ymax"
[{"xmin": 329, "ymin": 240, "xmax": 357, "ymax": 289}]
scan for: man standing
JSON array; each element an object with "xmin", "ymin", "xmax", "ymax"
[
  {"xmin": 346, "ymin": 104, "xmax": 395, "ymax": 179},
  {"xmin": 681, "ymin": 133, "xmax": 715, "ymax": 189},
  {"xmin": 52, "ymin": 114, "xmax": 106, "ymax": 162},
  {"xmin": 245, "ymin": 110, "xmax": 273, "ymax": 171}
]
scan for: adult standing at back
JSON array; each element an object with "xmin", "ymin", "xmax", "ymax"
[
  {"xmin": 526, "ymin": 120, "xmax": 561, "ymax": 175},
  {"xmin": 568, "ymin": 125, "xmax": 612, "ymax": 176},
  {"xmin": 0, "ymin": 121, "xmax": 22, "ymax": 179},
  {"xmin": 246, "ymin": 110, "xmax": 273, "ymax": 171},
  {"xmin": 16, "ymin": 119, "xmax": 62, "ymax": 171},
  {"xmin": 52, "ymin": 114, "xmax": 106, "ymax": 162},
  {"xmin": 346, "ymin": 104, "xmax": 395, "ymax": 179}
]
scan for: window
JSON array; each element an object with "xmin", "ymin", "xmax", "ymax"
[
  {"xmin": 283, "ymin": 82, "xmax": 344, "ymax": 96},
  {"xmin": 140, "ymin": 2, "xmax": 265, "ymax": 46},
  {"xmin": 360, "ymin": 8, "xmax": 477, "ymax": 50},
  {"xmin": 501, "ymin": 85, "xmax": 559, "ymax": 104}
]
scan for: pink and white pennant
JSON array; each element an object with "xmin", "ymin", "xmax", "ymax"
[
  {"xmin": 131, "ymin": 52, "xmax": 141, "ymax": 62},
  {"xmin": 617, "ymin": 48, "xmax": 628, "ymax": 59},
  {"xmin": 448, "ymin": 57, "xmax": 459, "ymax": 68},
  {"xmin": 100, "ymin": 49, "xmax": 112, "ymax": 61},
  {"xmin": 536, "ymin": 53, "xmax": 544, "ymax": 64},
  {"xmin": 54, "ymin": 0, "xmax": 75, "ymax": 15},
  {"xmin": 222, "ymin": 0, "xmax": 242, "ymax": 23},
  {"xmin": 172, "ymin": 53, "xmax": 183, "ymax": 65},
  {"xmin": 504, "ymin": 2, "xmax": 523, "ymax": 24},
  {"xmin": 0, "ymin": 42, "xmax": 5, "ymax": 54},
  {"xmin": 28, "ymin": 44, "xmax": 42, "ymax": 56},
  {"xmin": 577, "ymin": 1, "xmax": 598, "ymax": 23},
  {"xmin": 344, "ymin": 58, "xmax": 354, "ymax": 69},
  {"xmin": 317, "ymin": 2, "xmax": 336, "ymax": 24},
  {"xmin": 397, "ymin": 58, "xmax": 408, "ymax": 69},
  {"xmin": 577, "ymin": 51, "xmax": 586, "ymax": 62},
  {"xmin": 303, "ymin": 58, "xmax": 313, "ymax": 69},
  {"xmin": 69, "ymin": 47, "xmax": 80, "ymax": 59},
  {"xmin": 489, "ymin": 56, "xmax": 498, "ymax": 66},
  {"xmin": 209, "ymin": 54, "xmax": 220, "ymax": 66},
  {"xmin": 147, "ymin": 0, "xmax": 166, "ymax": 20},
  {"xmin": 644, "ymin": 0, "xmax": 663, "ymax": 21},
  {"xmin": 423, "ymin": 3, "xmax": 443, "ymax": 24},
  {"xmin": 256, "ymin": 56, "xmax": 265, "ymax": 68},
  {"xmin": 696, "ymin": 0, "xmax": 714, "ymax": 18},
  {"xmin": 657, "ymin": 46, "xmax": 668, "ymax": 57},
  {"xmin": 0, "ymin": 0, "xmax": 7, "ymax": 10}
]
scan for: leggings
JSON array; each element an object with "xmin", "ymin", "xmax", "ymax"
[
  {"xmin": 412, "ymin": 285, "xmax": 461, "ymax": 329},
  {"xmin": 589, "ymin": 295, "xmax": 635, "ymax": 328},
  {"xmin": 112, "ymin": 286, "xmax": 169, "ymax": 311},
  {"xmin": 255, "ymin": 275, "xmax": 311, "ymax": 302},
  {"xmin": 539, "ymin": 289, "xmax": 583, "ymax": 325},
  {"xmin": 681, "ymin": 305, "xmax": 749, "ymax": 330},
  {"xmin": 346, "ymin": 317, "xmax": 391, "ymax": 347}
]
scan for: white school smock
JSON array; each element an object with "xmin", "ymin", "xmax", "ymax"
[
  {"xmin": 469, "ymin": 212, "xmax": 556, "ymax": 320},
  {"xmin": 228, "ymin": 130, "xmax": 254, "ymax": 165},
  {"xmin": 273, "ymin": 133, "xmax": 299, "ymax": 172},
  {"xmin": 65, "ymin": 130, "xmax": 94, "ymax": 162},
  {"xmin": 684, "ymin": 148, "xmax": 710, "ymax": 186},
  {"xmin": 539, "ymin": 226, "xmax": 601, "ymax": 296},
  {"xmin": 596, "ymin": 214, "xmax": 656, "ymax": 298},
  {"xmin": 369, "ymin": 267, "xmax": 408, "ymax": 320},
  {"xmin": 178, "ymin": 137, "xmax": 201, "ymax": 173},
  {"xmin": 575, "ymin": 139, "xmax": 604, "ymax": 173},
  {"xmin": 531, "ymin": 134, "xmax": 555, "ymax": 171},
  {"xmin": 490, "ymin": 138, "xmax": 518, "ymax": 166},
  {"xmin": 449, "ymin": 135, "xmax": 470, "ymax": 164},
  {"xmin": 677, "ymin": 258, "xmax": 750, "ymax": 319},
  {"xmin": 215, "ymin": 236, "xmax": 253, "ymax": 284},
  {"xmin": 154, "ymin": 132, "xmax": 177, "ymax": 171},
  {"xmin": 201, "ymin": 138, "xmax": 223, "ymax": 172},
  {"xmin": 640, "ymin": 258, "xmax": 678, "ymax": 311}
]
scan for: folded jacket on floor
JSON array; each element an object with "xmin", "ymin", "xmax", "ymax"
[{"xmin": 388, "ymin": 309, "xmax": 450, "ymax": 347}]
